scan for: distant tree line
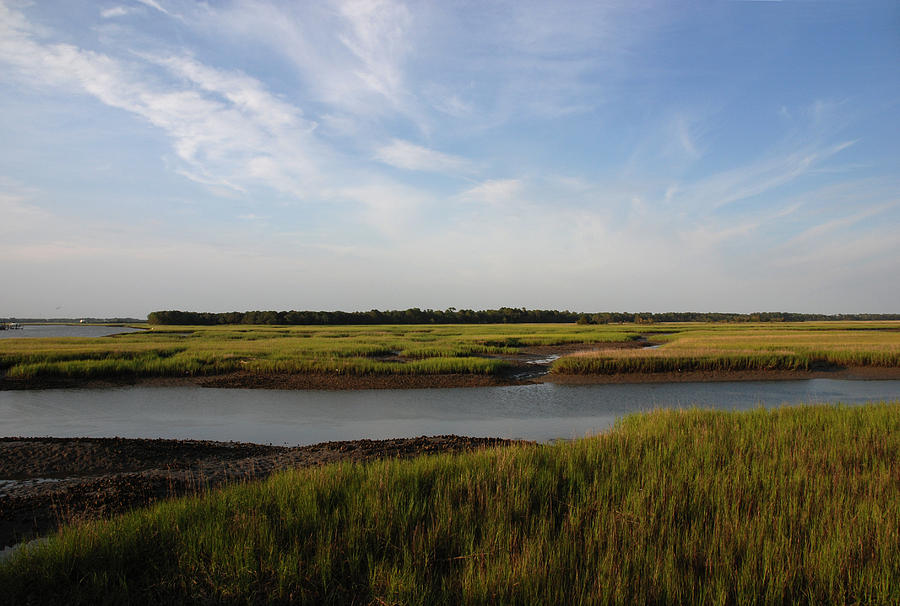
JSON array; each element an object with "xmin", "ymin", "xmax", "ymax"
[
  {"xmin": 145, "ymin": 309, "xmax": 900, "ymax": 326},
  {"xmin": 575, "ymin": 312, "xmax": 900, "ymax": 324},
  {"xmin": 147, "ymin": 308, "xmax": 581, "ymax": 325}
]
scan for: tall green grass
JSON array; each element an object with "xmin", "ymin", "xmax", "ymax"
[{"xmin": 3, "ymin": 403, "xmax": 899, "ymax": 604}]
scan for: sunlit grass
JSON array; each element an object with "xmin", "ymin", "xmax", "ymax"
[
  {"xmin": 3, "ymin": 403, "xmax": 899, "ymax": 604},
  {"xmin": 2, "ymin": 322, "xmax": 898, "ymax": 382},
  {"xmin": 0, "ymin": 323, "xmax": 639, "ymax": 381},
  {"xmin": 553, "ymin": 323, "xmax": 900, "ymax": 375}
]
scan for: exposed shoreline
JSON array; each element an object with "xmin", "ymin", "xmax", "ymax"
[{"xmin": 0, "ymin": 435, "xmax": 526, "ymax": 549}]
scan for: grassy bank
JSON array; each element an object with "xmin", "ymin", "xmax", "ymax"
[
  {"xmin": 552, "ymin": 322, "xmax": 900, "ymax": 376},
  {"xmin": 3, "ymin": 403, "xmax": 899, "ymax": 604}
]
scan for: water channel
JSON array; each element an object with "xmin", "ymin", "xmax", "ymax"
[
  {"xmin": 0, "ymin": 325, "xmax": 144, "ymax": 339},
  {"xmin": 2, "ymin": 380, "xmax": 898, "ymax": 445}
]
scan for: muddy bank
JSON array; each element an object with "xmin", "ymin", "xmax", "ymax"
[
  {"xmin": 198, "ymin": 372, "xmax": 518, "ymax": 390},
  {"xmin": 0, "ymin": 372, "xmax": 521, "ymax": 391},
  {"xmin": 0, "ymin": 435, "xmax": 525, "ymax": 548}
]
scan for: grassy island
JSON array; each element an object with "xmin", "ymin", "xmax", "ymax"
[
  {"xmin": 2, "ymin": 403, "xmax": 899, "ymax": 604},
  {"xmin": 0, "ymin": 323, "xmax": 640, "ymax": 385},
  {"xmin": 0, "ymin": 321, "xmax": 898, "ymax": 388},
  {"xmin": 552, "ymin": 322, "xmax": 900, "ymax": 376}
]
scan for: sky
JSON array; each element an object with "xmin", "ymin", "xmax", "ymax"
[{"xmin": 1, "ymin": 0, "xmax": 898, "ymax": 318}]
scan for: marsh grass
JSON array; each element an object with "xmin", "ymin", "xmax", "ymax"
[
  {"xmin": 2, "ymin": 403, "xmax": 899, "ymax": 604},
  {"xmin": 0, "ymin": 323, "xmax": 638, "ymax": 381},
  {"xmin": 553, "ymin": 324, "xmax": 900, "ymax": 375},
  {"xmin": 2, "ymin": 322, "xmax": 898, "ymax": 382},
  {"xmin": 244, "ymin": 355, "xmax": 507, "ymax": 376}
]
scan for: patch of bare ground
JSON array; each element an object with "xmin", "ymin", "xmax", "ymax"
[{"xmin": 0, "ymin": 435, "xmax": 527, "ymax": 548}]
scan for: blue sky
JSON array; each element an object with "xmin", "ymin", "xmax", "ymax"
[{"xmin": 1, "ymin": 0, "xmax": 898, "ymax": 317}]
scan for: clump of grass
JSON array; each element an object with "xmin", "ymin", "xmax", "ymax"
[{"xmin": 3, "ymin": 403, "xmax": 899, "ymax": 604}]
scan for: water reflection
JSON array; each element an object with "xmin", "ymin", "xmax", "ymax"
[
  {"xmin": 1, "ymin": 380, "xmax": 898, "ymax": 445},
  {"xmin": 0, "ymin": 325, "xmax": 144, "ymax": 339}
]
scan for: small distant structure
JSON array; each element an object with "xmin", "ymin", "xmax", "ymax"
[{"xmin": 1, "ymin": 322, "xmax": 23, "ymax": 331}]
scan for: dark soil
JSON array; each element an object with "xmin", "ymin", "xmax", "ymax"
[{"xmin": 0, "ymin": 435, "xmax": 526, "ymax": 548}]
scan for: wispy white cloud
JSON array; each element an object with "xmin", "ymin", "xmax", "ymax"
[
  {"xmin": 374, "ymin": 139, "xmax": 471, "ymax": 173},
  {"xmin": 151, "ymin": 54, "xmax": 307, "ymax": 132},
  {"xmin": 670, "ymin": 139, "xmax": 857, "ymax": 212},
  {"xmin": 134, "ymin": 0, "xmax": 169, "ymax": 16},
  {"xmin": 781, "ymin": 199, "xmax": 900, "ymax": 250},
  {"xmin": 673, "ymin": 115, "xmax": 701, "ymax": 160},
  {"xmin": 459, "ymin": 179, "xmax": 524, "ymax": 206},
  {"xmin": 336, "ymin": 0, "xmax": 411, "ymax": 108},
  {"xmin": 200, "ymin": 0, "xmax": 660, "ymax": 134},
  {"xmin": 209, "ymin": 0, "xmax": 417, "ymax": 125},
  {"xmin": 423, "ymin": 85, "xmax": 473, "ymax": 118},
  {"xmin": 0, "ymin": 5, "xmax": 326, "ymax": 198},
  {"xmin": 101, "ymin": 6, "xmax": 130, "ymax": 19},
  {"xmin": 676, "ymin": 201, "xmax": 803, "ymax": 253}
]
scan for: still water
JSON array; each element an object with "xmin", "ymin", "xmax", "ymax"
[
  {"xmin": 0, "ymin": 325, "xmax": 144, "ymax": 339},
  {"xmin": 2, "ymin": 380, "xmax": 898, "ymax": 445}
]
